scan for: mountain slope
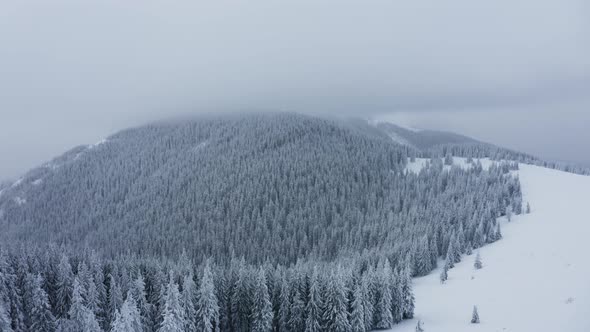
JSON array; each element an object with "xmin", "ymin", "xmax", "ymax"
[
  {"xmin": 0, "ymin": 113, "xmax": 521, "ymax": 269},
  {"xmin": 374, "ymin": 122, "xmax": 478, "ymax": 150},
  {"xmin": 389, "ymin": 164, "xmax": 590, "ymax": 332}
]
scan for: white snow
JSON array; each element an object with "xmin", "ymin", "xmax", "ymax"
[
  {"xmin": 388, "ymin": 164, "xmax": 590, "ymax": 332},
  {"xmin": 405, "ymin": 157, "xmax": 498, "ymax": 174},
  {"xmin": 387, "ymin": 133, "xmax": 415, "ymax": 148},
  {"xmin": 193, "ymin": 141, "xmax": 209, "ymax": 151},
  {"xmin": 32, "ymin": 179, "xmax": 43, "ymax": 185},
  {"xmin": 14, "ymin": 196, "xmax": 26, "ymax": 206},
  {"xmin": 89, "ymin": 139, "xmax": 108, "ymax": 149},
  {"xmin": 11, "ymin": 178, "xmax": 23, "ymax": 188}
]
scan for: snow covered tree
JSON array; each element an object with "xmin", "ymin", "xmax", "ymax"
[
  {"xmin": 350, "ymin": 280, "xmax": 365, "ymax": 332},
  {"xmin": 439, "ymin": 267, "xmax": 448, "ymax": 284},
  {"xmin": 304, "ymin": 270, "xmax": 322, "ymax": 332},
  {"xmin": 471, "ymin": 305, "xmax": 480, "ymax": 324},
  {"xmin": 526, "ymin": 202, "xmax": 531, "ymax": 214},
  {"xmin": 289, "ymin": 289, "xmax": 305, "ymax": 331},
  {"xmin": 231, "ymin": 264, "xmax": 253, "ymax": 332},
  {"xmin": 55, "ymin": 254, "xmax": 74, "ymax": 318},
  {"xmin": 444, "ymin": 153, "xmax": 454, "ymax": 166},
  {"xmin": 111, "ymin": 295, "xmax": 142, "ymax": 332},
  {"xmin": 180, "ymin": 273, "xmax": 197, "ymax": 331},
  {"xmin": 67, "ymin": 277, "xmax": 101, "ymax": 332},
  {"xmin": 128, "ymin": 274, "xmax": 150, "ymax": 332},
  {"xmin": 506, "ymin": 206, "xmax": 513, "ymax": 222},
  {"xmin": 322, "ymin": 270, "xmax": 351, "ymax": 332},
  {"xmin": 374, "ymin": 261, "xmax": 393, "ymax": 329},
  {"xmin": 0, "ymin": 299, "xmax": 13, "ymax": 332},
  {"xmin": 159, "ymin": 277, "xmax": 185, "ymax": 332},
  {"xmin": 400, "ymin": 267, "xmax": 415, "ymax": 320},
  {"xmin": 197, "ymin": 261, "xmax": 219, "ymax": 332},
  {"xmin": 26, "ymin": 274, "xmax": 56, "ymax": 332},
  {"xmin": 277, "ymin": 275, "xmax": 291, "ymax": 332},
  {"xmin": 107, "ymin": 273, "xmax": 123, "ymax": 327},
  {"xmin": 474, "ymin": 252, "xmax": 483, "ymax": 270},
  {"xmin": 251, "ymin": 268, "xmax": 273, "ymax": 332},
  {"xmin": 415, "ymin": 319, "xmax": 424, "ymax": 332}
]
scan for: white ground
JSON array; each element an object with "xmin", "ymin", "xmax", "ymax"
[
  {"xmin": 405, "ymin": 157, "xmax": 497, "ymax": 174},
  {"xmin": 389, "ymin": 164, "xmax": 590, "ymax": 332}
]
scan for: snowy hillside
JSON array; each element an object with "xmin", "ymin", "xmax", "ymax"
[{"xmin": 388, "ymin": 164, "xmax": 590, "ymax": 332}]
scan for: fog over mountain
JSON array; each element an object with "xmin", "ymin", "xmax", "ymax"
[{"xmin": 1, "ymin": 0, "xmax": 589, "ymax": 180}]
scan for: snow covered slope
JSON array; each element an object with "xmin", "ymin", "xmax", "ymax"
[{"xmin": 389, "ymin": 164, "xmax": 590, "ymax": 332}]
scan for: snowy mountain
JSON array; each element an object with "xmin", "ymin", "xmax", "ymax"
[
  {"xmin": 0, "ymin": 112, "xmax": 585, "ymax": 332},
  {"xmin": 388, "ymin": 163, "xmax": 590, "ymax": 332},
  {"xmin": 373, "ymin": 122, "xmax": 479, "ymax": 150}
]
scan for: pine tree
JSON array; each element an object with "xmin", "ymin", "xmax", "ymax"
[
  {"xmin": 360, "ymin": 275, "xmax": 374, "ymax": 332},
  {"xmin": 68, "ymin": 277, "xmax": 101, "ymax": 332},
  {"xmin": 277, "ymin": 275, "xmax": 291, "ymax": 332},
  {"xmin": 55, "ymin": 254, "xmax": 74, "ymax": 318},
  {"xmin": 400, "ymin": 267, "xmax": 415, "ymax": 320},
  {"xmin": 289, "ymin": 289, "xmax": 305, "ymax": 331},
  {"xmin": 231, "ymin": 263, "xmax": 253, "ymax": 332},
  {"xmin": 304, "ymin": 270, "xmax": 322, "ymax": 332},
  {"xmin": 415, "ymin": 319, "xmax": 424, "ymax": 332},
  {"xmin": 374, "ymin": 261, "xmax": 393, "ymax": 329},
  {"xmin": 445, "ymin": 241, "xmax": 455, "ymax": 269},
  {"xmin": 0, "ymin": 299, "xmax": 13, "ymax": 332},
  {"xmin": 474, "ymin": 252, "xmax": 483, "ymax": 270},
  {"xmin": 197, "ymin": 261, "xmax": 219, "ymax": 332},
  {"xmin": 128, "ymin": 274, "xmax": 150, "ymax": 332},
  {"xmin": 251, "ymin": 268, "xmax": 273, "ymax": 332},
  {"xmin": 111, "ymin": 295, "xmax": 143, "ymax": 332},
  {"xmin": 107, "ymin": 273, "xmax": 123, "ymax": 327},
  {"xmin": 350, "ymin": 280, "xmax": 365, "ymax": 332},
  {"xmin": 322, "ymin": 270, "xmax": 351, "ymax": 332},
  {"xmin": 159, "ymin": 277, "xmax": 185, "ymax": 332},
  {"xmin": 180, "ymin": 273, "xmax": 197, "ymax": 331},
  {"xmin": 27, "ymin": 274, "xmax": 56, "ymax": 332},
  {"xmin": 471, "ymin": 305, "xmax": 480, "ymax": 324},
  {"xmin": 439, "ymin": 267, "xmax": 448, "ymax": 284}
]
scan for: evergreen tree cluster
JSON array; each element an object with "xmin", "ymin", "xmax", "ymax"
[
  {"xmin": 0, "ymin": 246, "xmax": 420, "ymax": 332},
  {"xmin": 0, "ymin": 113, "xmax": 528, "ymax": 330},
  {"xmin": 0, "ymin": 114, "xmax": 523, "ymax": 267}
]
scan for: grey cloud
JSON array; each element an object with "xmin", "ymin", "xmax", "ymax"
[{"xmin": 0, "ymin": 0, "xmax": 588, "ymax": 179}]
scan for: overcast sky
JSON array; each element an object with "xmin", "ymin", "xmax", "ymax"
[{"xmin": 1, "ymin": 0, "xmax": 589, "ymax": 180}]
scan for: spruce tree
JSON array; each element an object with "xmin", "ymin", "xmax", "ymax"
[
  {"xmin": 322, "ymin": 270, "xmax": 351, "ymax": 332},
  {"xmin": 0, "ymin": 299, "xmax": 12, "ymax": 332},
  {"xmin": 27, "ymin": 274, "xmax": 56, "ymax": 332},
  {"xmin": 360, "ymin": 275, "xmax": 374, "ymax": 332},
  {"xmin": 111, "ymin": 296, "xmax": 143, "ymax": 332},
  {"xmin": 68, "ymin": 277, "xmax": 101, "ymax": 332},
  {"xmin": 474, "ymin": 252, "xmax": 483, "ymax": 270},
  {"xmin": 415, "ymin": 319, "xmax": 424, "ymax": 332},
  {"xmin": 251, "ymin": 268, "xmax": 273, "ymax": 332},
  {"xmin": 350, "ymin": 280, "xmax": 365, "ymax": 332},
  {"xmin": 197, "ymin": 261, "xmax": 219, "ymax": 332},
  {"xmin": 128, "ymin": 274, "xmax": 151, "ymax": 332},
  {"xmin": 400, "ymin": 267, "xmax": 415, "ymax": 320},
  {"xmin": 159, "ymin": 277, "xmax": 185, "ymax": 332},
  {"xmin": 55, "ymin": 254, "xmax": 74, "ymax": 318},
  {"xmin": 439, "ymin": 267, "xmax": 448, "ymax": 284},
  {"xmin": 471, "ymin": 305, "xmax": 480, "ymax": 324},
  {"xmin": 374, "ymin": 261, "xmax": 393, "ymax": 329},
  {"xmin": 304, "ymin": 270, "xmax": 322, "ymax": 332},
  {"xmin": 277, "ymin": 275, "xmax": 291, "ymax": 332},
  {"xmin": 180, "ymin": 273, "xmax": 197, "ymax": 331}
]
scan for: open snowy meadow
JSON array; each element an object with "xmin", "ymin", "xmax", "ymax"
[{"xmin": 388, "ymin": 164, "xmax": 590, "ymax": 332}]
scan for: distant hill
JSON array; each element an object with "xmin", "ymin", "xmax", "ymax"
[
  {"xmin": 374, "ymin": 122, "xmax": 479, "ymax": 150},
  {"xmin": 0, "ymin": 113, "xmax": 520, "ymax": 267}
]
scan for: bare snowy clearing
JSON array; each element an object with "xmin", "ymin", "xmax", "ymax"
[{"xmin": 388, "ymin": 164, "xmax": 590, "ymax": 332}]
